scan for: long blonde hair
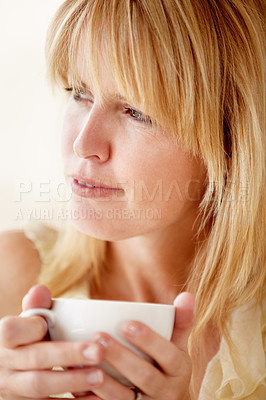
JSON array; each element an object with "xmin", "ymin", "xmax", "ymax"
[{"xmin": 40, "ymin": 0, "xmax": 265, "ymax": 352}]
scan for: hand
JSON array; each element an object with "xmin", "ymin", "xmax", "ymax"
[
  {"xmin": 0, "ymin": 285, "xmax": 105, "ymax": 399},
  {"xmin": 87, "ymin": 292, "xmax": 194, "ymax": 400}
]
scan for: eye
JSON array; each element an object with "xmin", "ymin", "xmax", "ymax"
[
  {"xmin": 64, "ymin": 87, "xmax": 94, "ymax": 103},
  {"xmin": 124, "ymin": 106, "xmax": 152, "ymax": 124}
]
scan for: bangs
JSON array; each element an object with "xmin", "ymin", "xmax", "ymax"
[{"xmin": 46, "ymin": 0, "xmax": 202, "ymax": 149}]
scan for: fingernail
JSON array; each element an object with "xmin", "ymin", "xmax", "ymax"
[
  {"xmin": 125, "ymin": 321, "xmax": 145, "ymax": 337},
  {"xmin": 174, "ymin": 295, "xmax": 186, "ymax": 308},
  {"xmin": 98, "ymin": 337, "xmax": 110, "ymax": 348},
  {"xmin": 29, "ymin": 316, "xmax": 48, "ymax": 333},
  {"xmin": 174, "ymin": 292, "xmax": 195, "ymax": 309},
  {"xmin": 28, "ymin": 286, "xmax": 38, "ymax": 295},
  {"xmin": 83, "ymin": 343, "xmax": 99, "ymax": 362},
  {"xmin": 38, "ymin": 317, "xmax": 48, "ymax": 332},
  {"xmin": 87, "ymin": 369, "xmax": 103, "ymax": 385},
  {"xmin": 22, "ymin": 293, "xmax": 30, "ymax": 307},
  {"xmin": 91, "ymin": 333, "xmax": 112, "ymax": 348}
]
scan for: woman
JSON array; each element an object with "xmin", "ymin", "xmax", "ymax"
[{"xmin": 0, "ymin": 0, "xmax": 265, "ymax": 399}]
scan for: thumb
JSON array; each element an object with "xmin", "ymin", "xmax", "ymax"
[
  {"xmin": 171, "ymin": 292, "xmax": 195, "ymax": 352},
  {"xmin": 22, "ymin": 284, "xmax": 52, "ymax": 311}
]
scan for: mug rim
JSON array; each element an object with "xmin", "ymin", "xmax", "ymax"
[{"xmin": 52, "ymin": 297, "xmax": 175, "ymax": 309}]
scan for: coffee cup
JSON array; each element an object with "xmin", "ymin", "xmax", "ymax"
[{"xmin": 21, "ymin": 298, "xmax": 175, "ymax": 386}]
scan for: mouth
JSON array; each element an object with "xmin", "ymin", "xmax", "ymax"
[{"xmin": 70, "ymin": 177, "xmax": 124, "ymax": 199}]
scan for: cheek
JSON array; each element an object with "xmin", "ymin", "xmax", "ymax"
[
  {"xmin": 61, "ymin": 129, "xmax": 74, "ymax": 158},
  {"xmin": 132, "ymin": 147, "xmax": 206, "ymax": 206},
  {"xmin": 61, "ymin": 113, "xmax": 78, "ymax": 159}
]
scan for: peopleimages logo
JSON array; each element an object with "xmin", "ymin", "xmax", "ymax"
[{"xmin": 14, "ymin": 179, "xmax": 250, "ymax": 204}]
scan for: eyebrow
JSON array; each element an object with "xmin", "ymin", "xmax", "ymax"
[
  {"xmin": 112, "ymin": 93, "xmax": 128, "ymax": 102},
  {"xmin": 79, "ymin": 81, "xmax": 128, "ymax": 103}
]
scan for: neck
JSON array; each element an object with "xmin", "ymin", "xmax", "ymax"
[{"xmin": 96, "ymin": 211, "xmax": 207, "ymax": 305}]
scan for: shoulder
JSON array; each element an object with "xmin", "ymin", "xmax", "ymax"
[{"xmin": 0, "ymin": 230, "xmax": 42, "ymax": 317}]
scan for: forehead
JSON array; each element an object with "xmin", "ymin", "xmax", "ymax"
[{"xmin": 75, "ymin": 39, "xmax": 127, "ymax": 103}]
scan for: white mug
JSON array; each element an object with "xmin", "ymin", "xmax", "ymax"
[{"xmin": 21, "ymin": 298, "xmax": 175, "ymax": 386}]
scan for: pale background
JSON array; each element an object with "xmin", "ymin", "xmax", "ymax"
[{"xmin": 0, "ymin": 0, "xmax": 66, "ymax": 232}]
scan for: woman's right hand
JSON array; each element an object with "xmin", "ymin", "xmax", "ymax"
[{"xmin": 0, "ymin": 285, "xmax": 104, "ymax": 399}]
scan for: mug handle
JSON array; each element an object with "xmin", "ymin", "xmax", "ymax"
[{"xmin": 20, "ymin": 308, "xmax": 55, "ymax": 332}]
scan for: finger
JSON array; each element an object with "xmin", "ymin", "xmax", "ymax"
[
  {"xmin": 121, "ymin": 318, "xmax": 191, "ymax": 378},
  {"xmin": 8, "ymin": 368, "xmax": 105, "ymax": 398},
  {"xmin": 172, "ymin": 292, "xmax": 195, "ymax": 351},
  {"xmin": 22, "ymin": 285, "xmax": 52, "ymax": 311},
  {"xmin": 92, "ymin": 332, "xmax": 165, "ymax": 398},
  {"xmin": 84, "ymin": 370, "xmax": 137, "ymax": 400},
  {"xmin": 0, "ymin": 315, "xmax": 47, "ymax": 349},
  {"xmin": 119, "ymin": 293, "xmax": 194, "ymax": 377},
  {"xmin": 1, "ymin": 341, "xmax": 103, "ymax": 370}
]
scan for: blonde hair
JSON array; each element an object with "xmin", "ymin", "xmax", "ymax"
[{"xmin": 41, "ymin": 0, "xmax": 265, "ymax": 359}]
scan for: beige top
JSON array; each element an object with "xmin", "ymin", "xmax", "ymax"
[{"xmin": 24, "ymin": 220, "xmax": 266, "ymax": 399}]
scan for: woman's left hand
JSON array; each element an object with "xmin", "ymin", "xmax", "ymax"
[{"xmin": 86, "ymin": 292, "xmax": 194, "ymax": 400}]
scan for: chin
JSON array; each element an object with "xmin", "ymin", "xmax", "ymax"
[
  {"xmin": 71, "ymin": 218, "xmax": 133, "ymax": 241},
  {"xmin": 70, "ymin": 211, "xmax": 166, "ymax": 242},
  {"xmin": 67, "ymin": 200, "xmax": 167, "ymax": 241}
]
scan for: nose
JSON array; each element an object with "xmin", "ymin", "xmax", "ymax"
[{"xmin": 73, "ymin": 105, "xmax": 111, "ymax": 162}]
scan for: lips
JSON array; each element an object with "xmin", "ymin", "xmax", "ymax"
[
  {"xmin": 71, "ymin": 175, "xmax": 122, "ymax": 190},
  {"xmin": 70, "ymin": 175, "xmax": 124, "ymax": 199}
]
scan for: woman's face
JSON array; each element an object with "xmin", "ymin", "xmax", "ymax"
[{"xmin": 62, "ymin": 52, "xmax": 207, "ymax": 240}]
